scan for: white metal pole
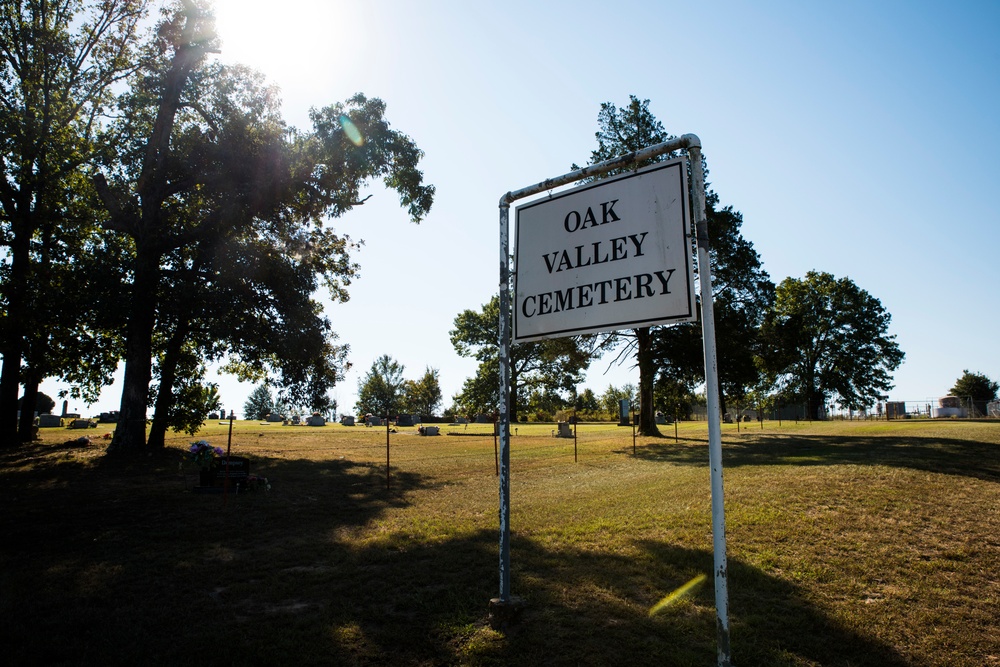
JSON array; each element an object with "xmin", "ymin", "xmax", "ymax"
[
  {"xmin": 495, "ymin": 136, "xmax": 732, "ymax": 655},
  {"xmin": 689, "ymin": 142, "xmax": 733, "ymax": 667},
  {"xmin": 498, "ymin": 202, "xmax": 512, "ymax": 602}
]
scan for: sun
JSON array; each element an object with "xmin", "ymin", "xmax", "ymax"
[{"xmin": 208, "ymin": 0, "xmax": 365, "ymax": 91}]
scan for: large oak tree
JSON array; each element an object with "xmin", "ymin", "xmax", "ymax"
[
  {"xmin": 760, "ymin": 271, "xmax": 904, "ymax": 419},
  {"xmin": 96, "ymin": 1, "xmax": 433, "ymax": 454},
  {"xmin": 576, "ymin": 96, "xmax": 773, "ymax": 433},
  {"xmin": 0, "ymin": 0, "xmax": 148, "ymax": 445}
]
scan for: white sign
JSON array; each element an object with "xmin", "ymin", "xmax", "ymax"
[{"xmin": 513, "ymin": 158, "xmax": 696, "ymax": 342}]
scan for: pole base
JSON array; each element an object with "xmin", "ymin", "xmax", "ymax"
[{"xmin": 487, "ymin": 596, "xmax": 526, "ymax": 630}]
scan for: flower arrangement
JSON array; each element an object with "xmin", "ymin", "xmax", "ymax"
[{"xmin": 187, "ymin": 440, "xmax": 224, "ymax": 468}]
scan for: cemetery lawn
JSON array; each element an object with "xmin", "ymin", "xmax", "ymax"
[{"xmin": 2, "ymin": 419, "xmax": 999, "ymax": 666}]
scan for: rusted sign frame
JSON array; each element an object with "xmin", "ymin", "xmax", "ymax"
[{"xmin": 497, "ymin": 134, "xmax": 733, "ymax": 666}]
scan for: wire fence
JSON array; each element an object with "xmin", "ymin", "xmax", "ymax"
[{"xmin": 687, "ymin": 397, "xmax": 1000, "ymax": 421}]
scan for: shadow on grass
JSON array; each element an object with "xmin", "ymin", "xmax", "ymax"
[
  {"xmin": 1, "ymin": 443, "xmax": 915, "ymax": 666},
  {"xmin": 631, "ymin": 432, "xmax": 1000, "ymax": 483}
]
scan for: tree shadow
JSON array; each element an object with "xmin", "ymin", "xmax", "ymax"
[
  {"xmin": 631, "ymin": 432, "xmax": 1000, "ymax": 483},
  {"xmin": 2, "ymin": 439, "xmax": 916, "ymax": 666},
  {"xmin": 0, "ymin": 444, "xmax": 430, "ymax": 561}
]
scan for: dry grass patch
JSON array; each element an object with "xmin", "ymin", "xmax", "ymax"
[{"xmin": 1, "ymin": 419, "xmax": 998, "ymax": 665}]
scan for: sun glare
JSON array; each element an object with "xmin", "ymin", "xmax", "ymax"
[{"xmin": 209, "ymin": 0, "xmax": 364, "ymax": 91}]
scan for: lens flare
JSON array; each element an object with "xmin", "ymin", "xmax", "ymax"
[
  {"xmin": 648, "ymin": 574, "xmax": 707, "ymax": 616},
  {"xmin": 339, "ymin": 115, "xmax": 364, "ymax": 146}
]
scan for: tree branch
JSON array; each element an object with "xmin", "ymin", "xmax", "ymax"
[{"xmin": 92, "ymin": 173, "xmax": 132, "ymax": 233}]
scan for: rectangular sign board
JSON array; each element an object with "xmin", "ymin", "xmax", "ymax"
[{"xmin": 513, "ymin": 158, "xmax": 696, "ymax": 342}]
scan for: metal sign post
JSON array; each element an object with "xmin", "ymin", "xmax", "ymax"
[
  {"xmin": 496, "ymin": 135, "xmax": 731, "ymax": 666},
  {"xmin": 689, "ymin": 143, "xmax": 732, "ymax": 667}
]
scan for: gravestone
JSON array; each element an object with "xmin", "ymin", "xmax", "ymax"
[
  {"xmin": 556, "ymin": 422, "xmax": 572, "ymax": 437},
  {"xmin": 38, "ymin": 414, "xmax": 62, "ymax": 427},
  {"xmin": 340, "ymin": 415, "xmax": 355, "ymax": 426},
  {"xmin": 419, "ymin": 426, "xmax": 439, "ymax": 436},
  {"xmin": 618, "ymin": 399, "xmax": 630, "ymax": 426},
  {"xmin": 306, "ymin": 415, "xmax": 325, "ymax": 426},
  {"xmin": 211, "ymin": 456, "xmax": 250, "ymax": 488}
]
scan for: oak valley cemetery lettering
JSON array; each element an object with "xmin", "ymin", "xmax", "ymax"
[{"xmin": 513, "ymin": 158, "xmax": 696, "ymax": 342}]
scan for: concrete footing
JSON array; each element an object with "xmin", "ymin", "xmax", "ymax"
[{"xmin": 487, "ymin": 596, "xmax": 526, "ymax": 630}]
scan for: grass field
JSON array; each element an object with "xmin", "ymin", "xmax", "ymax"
[{"xmin": 2, "ymin": 418, "xmax": 998, "ymax": 666}]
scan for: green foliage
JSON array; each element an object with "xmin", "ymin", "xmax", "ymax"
[
  {"xmin": 355, "ymin": 355, "xmax": 406, "ymax": 417},
  {"xmin": 572, "ymin": 95, "xmax": 675, "ymax": 178},
  {"xmin": 18, "ymin": 392, "xmax": 55, "ymax": 416},
  {"xmin": 572, "ymin": 96, "xmax": 672, "ymax": 436},
  {"xmin": 0, "ymin": 0, "xmax": 147, "ymax": 442},
  {"xmin": 524, "ymin": 388, "xmax": 567, "ymax": 422},
  {"xmin": 573, "ymin": 388, "xmax": 600, "ymax": 414},
  {"xmin": 599, "ymin": 384, "xmax": 637, "ymax": 420},
  {"xmin": 94, "ymin": 2, "xmax": 434, "ymax": 454},
  {"xmin": 577, "ymin": 95, "xmax": 775, "ymax": 433},
  {"xmin": 450, "ymin": 295, "xmax": 591, "ymax": 421},
  {"xmin": 449, "ymin": 362, "xmax": 498, "ymax": 419},
  {"xmin": 243, "ymin": 384, "xmax": 275, "ymax": 421},
  {"xmin": 949, "ymin": 370, "xmax": 998, "ymax": 402},
  {"xmin": 949, "ymin": 370, "xmax": 998, "ymax": 416},
  {"xmin": 402, "ymin": 367, "xmax": 443, "ymax": 418},
  {"xmin": 149, "ymin": 340, "xmax": 221, "ymax": 437},
  {"xmin": 760, "ymin": 271, "xmax": 905, "ymax": 419},
  {"xmin": 652, "ymin": 378, "xmax": 697, "ymax": 420}
]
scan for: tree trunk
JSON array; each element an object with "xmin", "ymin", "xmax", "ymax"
[
  {"xmin": 146, "ymin": 398, "xmax": 170, "ymax": 450},
  {"xmin": 17, "ymin": 373, "xmax": 41, "ymax": 442},
  {"xmin": 635, "ymin": 327, "xmax": 661, "ymax": 437},
  {"xmin": 107, "ymin": 252, "xmax": 161, "ymax": 455},
  {"xmin": 802, "ymin": 365, "xmax": 824, "ymax": 420},
  {"xmin": 105, "ymin": 9, "xmax": 210, "ymax": 456},
  {"xmin": 807, "ymin": 392, "xmax": 824, "ymax": 421},
  {"xmin": 0, "ymin": 351, "xmax": 23, "ymax": 447},
  {"xmin": 0, "ymin": 229, "xmax": 31, "ymax": 446},
  {"xmin": 146, "ymin": 320, "xmax": 189, "ymax": 450}
]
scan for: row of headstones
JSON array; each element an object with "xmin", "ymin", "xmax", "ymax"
[
  {"xmin": 38, "ymin": 414, "xmax": 100, "ymax": 428},
  {"xmin": 266, "ymin": 413, "xmax": 326, "ymax": 426}
]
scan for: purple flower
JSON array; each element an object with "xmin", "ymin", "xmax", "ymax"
[{"xmin": 186, "ymin": 440, "xmax": 221, "ymax": 467}]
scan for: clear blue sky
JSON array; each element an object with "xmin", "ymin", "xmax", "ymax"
[{"xmin": 45, "ymin": 0, "xmax": 1000, "ymax": 416}]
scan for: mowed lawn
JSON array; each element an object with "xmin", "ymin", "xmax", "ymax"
[{"xmin": 2, "ymin": 418, "xmax": 998, "ymax": 666}]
